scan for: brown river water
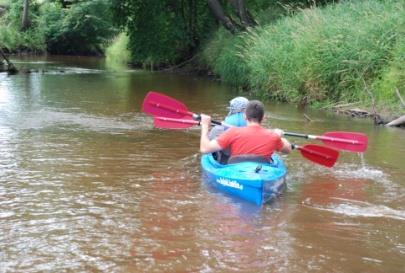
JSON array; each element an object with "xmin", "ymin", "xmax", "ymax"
[{"xmin": 0, "ymin": 56, "xmax": 404, "ymax": 273}]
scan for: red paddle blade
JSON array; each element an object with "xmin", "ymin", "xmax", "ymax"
[
  {"xmin": 298, "ymin": 144, "xmax": 339, "ymax": 168},
  {"xmin": 319, "ymin": 131, "xmax": 368, "ymax": 152},
  {"xmin": 153, "ymin": 116, "xmax": 199, "ymax": 129},
  {"xmin": 142, "ymin": 91, "xmax": 193, "ymax": 119}
]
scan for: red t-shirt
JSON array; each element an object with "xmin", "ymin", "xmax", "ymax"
[{"xmin": 217, "ymin": 124, "xmax": 284, "ymax": 159}]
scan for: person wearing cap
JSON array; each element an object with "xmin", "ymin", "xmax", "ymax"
[
  {"xmin": 208, "ymin": 96, "xmax": 249, "ymax": 163},
  {"xmin": 200, "ymin": 100, "xmax": 291, "ymax": 164},
  {"xmin": 223, "ymin": 96, "xmax": 249, "ymax": 127}
]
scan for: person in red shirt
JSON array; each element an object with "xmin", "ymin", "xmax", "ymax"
[{"xmin": 200, "ymin": 100, "xmax": 292, "ymax": 162}]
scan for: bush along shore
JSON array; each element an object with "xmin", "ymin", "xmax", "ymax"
[{"xmin": 200, "ymin": 0, "xmax": 404, "ymax": 126}]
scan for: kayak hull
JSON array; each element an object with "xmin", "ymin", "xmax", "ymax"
[{"xmin": 201, "ymin": 154, "xmax": 287, "ymax": 205}]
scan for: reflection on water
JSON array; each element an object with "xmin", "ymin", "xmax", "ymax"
[{"xmin": 0, "ymin": 56, "xmax": 404, "ymax": 272}]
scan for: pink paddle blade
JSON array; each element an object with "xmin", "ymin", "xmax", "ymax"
[
  {"xmin": 153, "ymin": 116, "xmax": 199, "ymax": 129},
  {"xmin": 319, "ymin": 131, "xmax": 368, "ymax": 152},
  {"xmin": 142, "ymin": 91, "xmax": 193, "ymax": 119},
  {"xmin": 298, "ymin": 144, "xmax": 339, "ymax": 168}
]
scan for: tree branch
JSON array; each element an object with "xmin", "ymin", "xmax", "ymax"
[
  {"xmin": 395, "ymin": 87, "xmax": 405, "ymax": 108},
  {"xmin": 386, "ymin": 115, "xmax": 405, "ymax": 127},
  {"xmin": 0, "ymin": 48, "xmax": 18, "ymax": 73}
]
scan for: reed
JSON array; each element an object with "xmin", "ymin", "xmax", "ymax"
[
  {"xmin": 202, "ymin": 29, "xmax": 250, "ymax": 88},
  {"xmin": 202, "ymin": 0, "xmax": 404, "ymax": 110}
]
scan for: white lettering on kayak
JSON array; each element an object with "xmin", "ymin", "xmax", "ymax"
[{"xmin": 216, "ymin": 178, "xmax": 243, "ymax": 190}]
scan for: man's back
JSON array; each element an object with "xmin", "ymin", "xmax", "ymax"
[
  {"xmin": 199, "ymin": 100, "xmax": 291, "ymax": 158},
  {"xmin": 216, "ymin": 124, "xmax": 283, "ymax": 159}
]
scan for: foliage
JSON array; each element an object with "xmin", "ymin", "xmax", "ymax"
[
  {"xmin": 0, "ymin": 0, "xmax": 117, "ymax": 55},
  {"xmin": 202, "ymin": 0, "xmax": 404, "ymax": 111},
  {"xmin": 111, "ymin": 0, "xmax": 216, "ymax": 67},
  {"xmin": 40, "ymin": 0, "xmax": 117, "ymax": 55},
  {"xmin": 201, "ymin": 28, "xmax": 250, "ymax": 87},
  {"xmin": 0, "ymin": 0, "xmax": 45, "ymax": 51}
]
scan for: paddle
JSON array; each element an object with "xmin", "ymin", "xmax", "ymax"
[
  {"xmin": 292, "ymin": 144, "xmax": 339, "ymax": 168},
  {"xmin": 142, "ymin": 91, "xmax": 194, "ymax": 119},
  {"xmin": 284, "ymin": 131, "xmax": 368, "ymax": 152},
  {"xmin": 143, "ymin": 91, "xmax": 367, "ymax": 152},
  {"xmin": 153, "ymin": 116, "xmax": 339, "ymax": 168},
  {"xmin": 142, "ymin": 91, "xmax": 222, "ymax": 126}
]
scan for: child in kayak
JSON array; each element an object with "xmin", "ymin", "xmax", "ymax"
[
  {"xmin": 208, "ymin": 96, "xmax": 249, "ymax": 163},
  {"xmin": 201, "ymin": 100, "xmax": 292, "ymax": 163}
]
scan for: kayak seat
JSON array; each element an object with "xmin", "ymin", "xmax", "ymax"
[{"xmin": 228, "ymin": 155, "xmax": 271, "ymax": 164}]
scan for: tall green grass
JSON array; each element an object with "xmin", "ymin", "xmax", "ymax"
[
  {"xmin": 105, "ymin": 32, "xmax": 130, "ymax": 70},
  {"xmin": 373, "ymin": 30, "xmax": 405, "ymax": 111},
  {"xmin": 201, "ymin": 29, "xmax": 251, "ymax": 87},
  {"xmin": 202, "ymin": 0, "xmax": 404, "ymax": 111}
]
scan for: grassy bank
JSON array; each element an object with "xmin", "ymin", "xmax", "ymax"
[{"xmin": 201, "ymin": 0, "xmax": 404, "ymax": 115}]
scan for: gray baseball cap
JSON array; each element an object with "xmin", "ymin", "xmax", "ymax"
[{"xmin": 228, "ymin": 96, "xmax": 249, "ymax": 115}]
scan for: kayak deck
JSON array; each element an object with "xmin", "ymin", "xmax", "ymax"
[{"xmin": 201, "ymin": 154, "xmax": 287, "ymax": 205}]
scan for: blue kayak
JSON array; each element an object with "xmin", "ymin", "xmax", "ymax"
[{"xmin": 201, "ymin": 154, "xmax": 287, "ymax": 205}]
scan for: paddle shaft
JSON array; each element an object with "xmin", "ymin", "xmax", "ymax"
[
  {"xmin": 154, "ymin": 116, "xmax": 224, "ymax": 128},
  {"xmin": 285, "ymin": 132, "xmax": 366, "ymax": 146},
  {"xmin": 192, "ymin": 114, "xmax": 222, "ymax": 126}
]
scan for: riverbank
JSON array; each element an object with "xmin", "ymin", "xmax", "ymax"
[
  {"xmin": 182, "ymin": 58, "xmax": 405, "ymax": 127},
  {"xmin": 199, "ymin": 0, "xmax": 404, "ymax": 126}
]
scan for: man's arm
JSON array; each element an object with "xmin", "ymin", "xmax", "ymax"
[
  {"xmin": 200, "ymin": 114, "xmax": 223, "ymax": 154},
  {"xmin": 279, "ymin": 138, "xmax": 292, "ymax": 154},
  {"xmin": 272, "ymin": 129, "xmax": 292, "ymax": 154}
]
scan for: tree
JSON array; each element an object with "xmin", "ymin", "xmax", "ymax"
[
  {"xmin": 111, "ymin": 0, "xmax": 261, "ymax": 66},
  {"xmin": 42, "ymin": 0, "xmax": 117, "ymax": 55},
  {"xmin": 21, "ymin": 0, "xmax": 30, "ymax": 31},
  {"xmin": 112, "ymin": 0, "xmax": 216, "ymax": 66}
]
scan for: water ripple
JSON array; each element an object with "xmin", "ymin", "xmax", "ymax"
[{"xmin": 305, "ymin": 198, "xmax": 405, "ymax": 221}]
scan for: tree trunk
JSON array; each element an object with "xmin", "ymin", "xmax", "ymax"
[
  {"xmin": 207, "ymin": 0, "xmax": 239, "ymax": 34},
  {"xmin": 228, "ymin": 0, "xmax": 257, "ymax": 27},
  {"xmin": 21, "ymin": 0, "xmax": 30, "ymax": 31},
  {"xmin": 0, "ymin": 48, "xmax": 18, "ymax": 73},
  {"xmin": 386, "ymin": 115, "xmax": 405, "ymax": 127}
]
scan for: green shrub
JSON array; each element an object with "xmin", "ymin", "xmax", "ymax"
[
  {"xmin": 0, "ymin": 0, "xmax": 45, "ymax": 52},
  {"xmin": 111, "ymin": 0, "xmax": 216, "ymax": 67},
  {"xmin": 105, "ymin": 32, "xmax": 131, "ymax": 70},
  {"xmin": 40, "ymin": 0, "xmax": 117, "ymax": 55},
  {"xmin": 1, "ymin": 0, "xmax": 117, "ymax": 54}
]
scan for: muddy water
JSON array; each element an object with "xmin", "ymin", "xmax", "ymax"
[{"xmin": 0, "ymin": 56, "xmax": 404, "ymax": 273}]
